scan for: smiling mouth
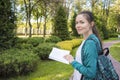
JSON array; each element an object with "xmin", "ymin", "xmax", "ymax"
[{"xmin": 77, "ymin": 29, "xmax": 82, "ymax": 31}]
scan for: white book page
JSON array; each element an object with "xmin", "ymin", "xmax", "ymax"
[{"xmin": 49, "ymin": 47, "xmax": 70, "ymax": 64}]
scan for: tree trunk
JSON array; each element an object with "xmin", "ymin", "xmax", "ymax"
[
  {"xmin": 29, "ymin": 17, "xmax": 32, "ymax": 37},
  {"xmin": 43, "ymin": 15, "xmax": 46, "ymax": 37},
  {"xmin": 43, "ymin": 3, "xmax": 47, "ymax": 37},
  {"xmin": 25, "ymin": 23, "xmax": 27, "ymax": 36},
  {"xmin": 36, "ymin": 10, "xmax": 40, "ymax": 35},
  {"xmin": 24, "ymin": 0, "xmax": 28, "ymax": 36},
  {"xmin": 28, "ymin": 0, "xmax": 32, "ymax": 37}
]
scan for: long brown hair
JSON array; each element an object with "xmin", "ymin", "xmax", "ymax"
[{"xmin": 78, "ymin": 11, "xmax": 103, "ymax": 49}]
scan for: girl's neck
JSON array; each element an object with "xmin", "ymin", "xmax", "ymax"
[{"xmin": 83, "ymin": 31, "xmax": 93, "ymax": 40}]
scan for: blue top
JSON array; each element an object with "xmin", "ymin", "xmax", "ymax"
[{"xmin": 71, "ymin": 34, "xmax": 102, "ymax": 80}]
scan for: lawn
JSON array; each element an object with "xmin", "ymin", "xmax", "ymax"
[
  {"xmin": 0, "ymin": 38, "xmax": 119, "ymax": 80},
  {"xmin": 103, "ymin": 38, "xmax": 120, "ymax": 62},
  {"xmin": 110, "ymin": 42, "xmax": 120, "ymax": 62},
  {"xmin": 103, "ymin": 37, "xmax": 119, "ymax": 42},
  {"xmin": 0, "ymin": 47, "xmax": 78, "ymax": 80},
  {"xmin": 0, "ymin": 61, "xmax": 73, "ymax": 80}
]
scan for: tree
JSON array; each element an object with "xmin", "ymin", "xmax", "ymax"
[
  {"xmin": 53, "ymin": 5, "xmax": 70, "ymax": 41},
  {"xmin": 91, "ymin": 0, "xmax": 110, "ymax": 39},
  {"xmin": 33, "ymin": 0, "xmax": 60, "ymax": 37},
  {"xmin": 0, "ymin": 0, "xmax": 16, "ymax": 50},
  {"xmin": 73, "ymin": 0, "xmax": 84, "ymax": 13},
  {"xmin": 17, "ymin": 0, "xmax": 41, "ymax": 37},
  {"xmin": 70, "ymin": 11, "xmax": 79, "ymax": 37},
  {"xmin": 32, "ymin": 4, "xmax": 42, "ymax": 35},
  {"xmin": 110, "ymin": 0, "xmax": 120, "ymax": 33},
  {"xmin": 23, "ymin": 0, "xmax": 40, "ymax": 37}
]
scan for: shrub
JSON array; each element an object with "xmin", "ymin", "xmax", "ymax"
[
  {"xmin": 34, "ymin": 43, "xmax": 58, "ymax": 60},
  {"xmin": 56, "ymin": 39, "xmax": 82, "ymax": 51},
  {"xmin": 0, "ymin": 49, "xmax": 39, "ymax": 77},
  {"xmin": 15, "ymin": 37, "xmax": 28, "ymax": 44},
  {"xmin": 45, "ymin": 36, "xmax": 62, "ymax": 43},
  {"xmin": 14, "ymin": 37, "xmax": 44, "ymax": 47},
  {"xmin": 57, "ymin": 41, "xmax": 73, "ymax": 51},
  {"xmin": 71, "ymin": 39, "xmax": 83, "ymax": 48},
  {"xmin": 109, "ymin": 33, "xmax": 118, "ymax": 38},
  {"xmin": 13, "ymin": 37, "xmax": 31, "ymax": 49},
  {"xmin": 14, "ymin": 43, "xmax": 33, "ymax": 50},
  {"xmin": 26, "ymin": 37, "xmax": 44, "ymax": 47}
]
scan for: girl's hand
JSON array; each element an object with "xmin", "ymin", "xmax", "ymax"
[{"xmin": 64, "ymin": 55, "xmax": 74, "ymax": 63}]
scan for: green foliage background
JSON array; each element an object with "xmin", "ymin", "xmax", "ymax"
[
  {"xmin": 52, "ymin": 5, "xmax": 70, "ymax": 41},
  {"xmin": 0, "ymin": 0, "xmax": 16, "ymax": 50}
]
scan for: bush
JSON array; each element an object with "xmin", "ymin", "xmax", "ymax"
[
  {"xmin": 13, "ymin": 37, "xmax": 33, "ymax": 50},
  {"xmin": 71, "ymin": 39, "xmax": 83, "ymax": 48},
  {"xmin": 0, "ymin": 49, "xmax": 39, "ymax": 77},
  {"xmin": 34, "ymin": 43, "xmax": 58, "ymax": 60},
  {"xmin": 26, "ymin": 37, "xmax": 44, "ymax": 47},
  {"xmin": 13, "ymin": 37, "xmax": 45, "ymax": 51},
  {"xmin": 14, "ymin": 43, "xmax": 33, "ymax": 50},
  {"xmin": 56, "ymin": 39, "xmax": 82, "ymax": 51},
  {"xmin": 45, "ymin": 36, "xmax": 62, "ymax": 43},
  {"xmin": 109, "ymin": 33, "xmax": 118, "ymax": 38},
  {"xmin": 13, "ymin": 37, "xmax": 31, "ymax": 49},
  {"xmin": 57, "ymin": 41, "xmax": 73, "ymax": 51},
  {"xmin": 15, "ymin": 37, "xmax": 28, "ymax": 44}
]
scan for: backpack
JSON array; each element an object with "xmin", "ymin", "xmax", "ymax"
[
  {"xmin": 81, "ymin": 38, "xmax": 119, "ymax": 80},
  {"xmin": 95, "ymin": 48, "xmax": 119, "ymax": 80}
]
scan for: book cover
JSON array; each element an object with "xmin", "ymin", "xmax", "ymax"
[{"xmin": 49, "ymin": 47, "xmax": 70, "ymax": 64}]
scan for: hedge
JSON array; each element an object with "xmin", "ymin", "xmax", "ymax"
[
  {"xmin": 56, "ymin": 39, "xmax": 83, "ymax": 51},
  {"xmin": 45, "ymin": 36, "xmax": 62, "ymax": 43},
  {"xmin": 33, "ymin": 43, "xmax": 59, "ymax": 60},
  {"xmin": 0, "ymin": 49, "xmax": 39, "ymax": 77}
]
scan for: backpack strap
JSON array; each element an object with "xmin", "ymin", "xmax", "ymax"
[
  {"xmin": 89, "ymin": 38, "xmax": 109, "ymax": 56},
  {"xmin": 102, "ymin": 48, "xmax": 109, "ymax": 56}
]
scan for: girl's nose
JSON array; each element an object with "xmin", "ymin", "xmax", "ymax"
[{"xmin": 76, "ymin": 24, "xmax": 81, "ymax": 28}]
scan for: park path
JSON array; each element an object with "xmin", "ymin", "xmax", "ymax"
[{"xmin": 103, "ymin": 40, "xmax": 120, "ymax": 78}]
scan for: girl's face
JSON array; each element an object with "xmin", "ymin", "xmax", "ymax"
[{"xmin": 75, "ymin": 14, "xmax": 93, "ymax": 35}]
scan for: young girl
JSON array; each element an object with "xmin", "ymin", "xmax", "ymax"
[{"xmin": 64, "ymin": 11, "xmax": 103, "ymax": 80}]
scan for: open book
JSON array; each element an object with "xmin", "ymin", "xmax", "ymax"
[{"xmin": 49, "ymin": 47, "xmax": 70, "ymax": 64}]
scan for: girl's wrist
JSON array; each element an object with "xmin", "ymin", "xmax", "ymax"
[{"xmin": 69, "ymin": 59, "xmax": 74, "ymax": 63}]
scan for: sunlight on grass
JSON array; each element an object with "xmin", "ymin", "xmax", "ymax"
[
  {"xmin": 2, "ymin": 38, "xmax": 120, "ymax": 80},
  {"xmin": 103, "ymin": 38, "xmax": 119, "ymax": 42},
  {"xmin": 31, "ymin": 72, "xmax": 70, "ymax": 80},
  {"xmin": 110, "ymin": 43, "xmax": 120, "ymax": 62},
  {"xmin": 6, "ymin": 60, "xmax": 73, "ymax": 80},
  {"xmin": 0, "ymin": 46, "xmax": 78, "ymax": 80}
]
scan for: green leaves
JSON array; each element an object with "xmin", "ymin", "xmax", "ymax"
[
  {"xmin": 0, "ymin": 49, "xmax": 39, "ymax": 77},
  {"xmin": 0, "ymin": 0, "xmax": 16, "ymax": 50},
  {"xmin": 53, "ymin": 5, "xmax": 70, "ymax": 41},
  {"xmin": 34, "ymin": 43, "xmax": 58, "ymax": 60}
]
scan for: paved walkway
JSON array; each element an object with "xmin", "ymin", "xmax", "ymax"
[{"xmin": 103, "ymin": 40, "xmax": 120, "ymax": 77}]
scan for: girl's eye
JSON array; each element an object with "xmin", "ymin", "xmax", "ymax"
[
  {"xmin": 75, "ymin": 21, "xmax": 84, "ymax": 24},
  {"xmin": 75, "ymin": 22, "xmax": 78, "ymax": 24},
  {"xmin": 80, "ymin": 21, "xmax": 84, "ymax": 24}
]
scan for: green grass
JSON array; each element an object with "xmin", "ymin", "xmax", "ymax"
[
  {"xmin": 103, "ymin": 37, "xmax": 119, "ymax": 42},
  {"xmin": 71, "ymin": 47, "xmax": 78, "ymax": 57},
  {"xmin": 1, "ymin": 37, "xmax": 119, "ymax": 80},
  {"xmin": 1, "ymin": 61, "xmax": 73, "ymax": 80},
  {"xmin": 110, "ymin": 42, "xmax": 120, "ymax": 62},
  {"xmin": 0, "ymin": 46, "xmax": 79, "ymax": 80}
]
